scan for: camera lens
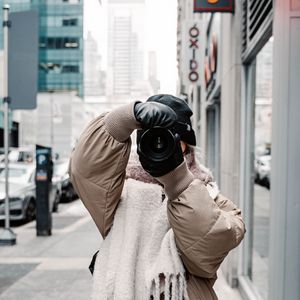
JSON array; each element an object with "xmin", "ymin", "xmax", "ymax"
[
  {"xmin": 139, "ymin": 127, "xmax": 175, "ymax": 162},
  {"xmin": 150, "ymin": 135, "xmax": 167, "ymax": 153}
]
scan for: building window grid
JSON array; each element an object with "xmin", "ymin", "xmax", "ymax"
[{"xmin": 0, "ymin": 1, "xmax": 84, "ymax": 97}]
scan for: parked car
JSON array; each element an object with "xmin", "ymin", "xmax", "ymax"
[
  {"xmin": 0, "ymin": 147, "xmax": 35, "ymax": 164},
  {"xmin": 0, "ymin": 163, "xmax": 59, "ymax": 222},
  {"xmin": 8, "ymin": 147, "xmax": 35, "ymax": 163},
  {"xmin": 53, "ymin": 160, "xmax": 77, "ymax": 202},
  {"xmin": 255, "ymin": 155, "xmax": 271, "ymax": 189}
]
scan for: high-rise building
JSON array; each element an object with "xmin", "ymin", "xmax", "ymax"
[
  {"xmin": 107, "ymin": 0, "xmax": 148, "ymax": 103},
  {"xmin": 0, "ymin": 0, "xmax": 84, "ymax": 153},
  {"xmin": 0, "ymin": 0, "xmax": 31, "ymax": 51},
  {"xmin": 148, "ymin": 51, "xmax": 160, "ymax": 95},
  {"xmin": 0, "ymin": 0, "xmax": 84, "ymax": 97},
  {"xmin": 84, "ymin": 31, "xmax": 105, "ymax": 97}
]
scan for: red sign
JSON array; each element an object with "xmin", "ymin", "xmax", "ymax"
[{"xmin": 194, "ymin": 0, "xmax": 234, "ymax": 13}]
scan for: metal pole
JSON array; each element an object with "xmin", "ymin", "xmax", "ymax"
[
  {"xmin": 3, "ymin": 5, "xmax": 9, "ymax": 231},
  {"xmin": 50, "ymin": 91, "xmax": 53, "ymax": 149},
  {"xmin": 0, "ymin": 4, "xmax": 16, "ymax": 246}
]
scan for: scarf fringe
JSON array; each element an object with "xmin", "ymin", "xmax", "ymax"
[
  {"xmin": 164, "ymin": 274, "xmax": 170, "ymax": 300},
  {"xmin": 149, "ymin": 272, "xmax": 188, "ymax": 300}
]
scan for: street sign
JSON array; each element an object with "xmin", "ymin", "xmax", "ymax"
[
  {"xmin": 8, "ymin": 10, "xmax": 38, "ymax": 110},
  {"xmin": 194, "ymin": 0, "xmax": 234, "ymax": 13}
]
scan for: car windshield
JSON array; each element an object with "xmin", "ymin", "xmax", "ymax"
[
  {"xmin": 8, "ymin": 150, "xmax": 34, "ymax": 162},
  {"xmin": 0, "ymin": 166, "xmax": 33, "ymax": 183},
  {"xmin": 54, "ymin": 162, "xmax": 68, "ymax": 176}
]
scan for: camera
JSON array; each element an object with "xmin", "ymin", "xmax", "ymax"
[{"xmin": 137, "ymin": 122, "xmax": 190, "ymax": 162}]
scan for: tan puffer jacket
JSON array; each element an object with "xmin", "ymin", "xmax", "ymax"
[{"xmin": 69, "ymin": 102, "xmax": 245, "ymax": 300}]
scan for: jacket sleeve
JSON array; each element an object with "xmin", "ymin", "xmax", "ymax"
[
  {"xmin": 69, "ymin": 102, "xmax": 140, "ymax": 238},
  {"xmin": 157, "ymin": 161, "xmax": 245, "ymax": 278}
]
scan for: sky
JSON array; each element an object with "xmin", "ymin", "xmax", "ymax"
[{"xmin": 84, "ymin": 0, "xmax": 178, "ymax": 94}]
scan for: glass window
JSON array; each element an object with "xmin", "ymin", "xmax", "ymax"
[
  {"xmin": 39, "ymin": 62, "xmax": 62, "ymax": 73},
  {"xmin": 249, "ymin": 36, "xmax": 273, "ymax": 300},
  {"xmin": 55, "ymin": 38, "xmax": 63, "ymax": 49},
  {"xmin": 206, "ymin": 102, "xmax": 220, "ymax": 183},
  {"xmin": 62, "ymin": 0, "xmax": 80, "ymax": 3},
  {"xmin": 62, "ymin": 18, "xmax": 78, "ymax": 26},
  {"xmin": 64, "ymin": 38, "xmax": 79, "ymax": 48},
  {"xmin": 39, "ymin": 37, "xmax": 79, "ymax": 49},
  {"xmin": 39, "ymin": 37, "xmax": 46, "ymax": 48},
  {"xmin": 62, "ymin": 65, "xmax": 79, "ymax": 73}
]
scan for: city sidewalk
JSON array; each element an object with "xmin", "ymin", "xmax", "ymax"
[{"xmin": 0, "ymin": 200, "xmax": 243, "ymax": 300}]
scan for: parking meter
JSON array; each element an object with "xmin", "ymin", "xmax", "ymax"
[{"xmin": 35, "ymin": 145, "xmax": 52, "ymax": 236}]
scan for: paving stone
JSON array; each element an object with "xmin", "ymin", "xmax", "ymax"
[{"xmin": 0, "ymin": 263, "xmax": 39, "ymax": 295}]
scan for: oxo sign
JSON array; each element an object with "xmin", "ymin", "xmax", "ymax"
[{"xmin": 188, "ymin": 24, "xmax": 200, "ymax": 83}]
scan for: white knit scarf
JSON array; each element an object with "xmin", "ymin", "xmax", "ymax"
[{"xmin": 92, "ymin": 178, "xmax": 189, "ymax": 300}]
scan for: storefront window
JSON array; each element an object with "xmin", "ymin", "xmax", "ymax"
[
  {"xmin": 250, "ymin": 36, "xmax": 273, "ymax": 299},
  {"xmin": 206, "ymin": 101, "xmax": 220, "ymax": 184}
]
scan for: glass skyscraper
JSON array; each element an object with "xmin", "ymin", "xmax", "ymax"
[{"xmin": 0, "ymin": 0, "xmax": 83, "ymax": 97}]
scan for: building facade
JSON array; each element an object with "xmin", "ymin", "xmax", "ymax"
[
  {"xmin": 177, "ymin": 1, "xmax": 300, "ymax": 300},
  {"xmin": 0, "ymin": 0, "xmax": 84, "ymax": 97},
  {"xmin": 34, "ymin": 0, "xmax": 84, "ymax": 97}
]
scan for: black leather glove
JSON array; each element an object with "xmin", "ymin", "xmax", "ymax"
[
  {"xmin": 134, "ymin": 102, "xmax": 177, "ymax": 129},
  {"xmin": 138, "ymin": 133, "xmax": 184, "ymax": 177}
]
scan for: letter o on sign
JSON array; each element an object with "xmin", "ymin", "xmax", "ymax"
[
  {"xmin": 189, "ymin": 26, "xmax": 199, "ymax": 38},
  {"xmin": 189, "ymin": 71, "xmax": 199, "ymax": 82}
]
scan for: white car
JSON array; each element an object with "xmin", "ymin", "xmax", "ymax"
[{"xmin": 0, "ymin": 163, "xmax": 59, "ymax": 222}]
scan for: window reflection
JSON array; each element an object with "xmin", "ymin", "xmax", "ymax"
[
  {"xmin": 39, "ymin": 37, "xmax": 80, "ymax": 49},
  {"xmin": 39, "ymin": 62, "xmax": 79, "ymax": 73},
  {"xmin": 251, "ymin": 37, "xmax": 273, "ymax": 300},
  {"xmin": 62, "ymin": 18, "xmax": 78, "ymax": 26}
]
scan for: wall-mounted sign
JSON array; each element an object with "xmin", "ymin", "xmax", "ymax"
[
  {"xmin": 194, "ymin": 0, "xmax": 234, "ymax": 13},
  {"xmin": 179, "ymin": 20, "xmax": 203, "ymax": 90},
  {"xmin": 187, "ymin": 23, "xmax": 201, "ymax": 84}
]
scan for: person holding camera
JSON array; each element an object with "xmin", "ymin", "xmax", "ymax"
[{"xmin": 69, "ymin": 94, "xmax": 245, "ymax": 300}]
